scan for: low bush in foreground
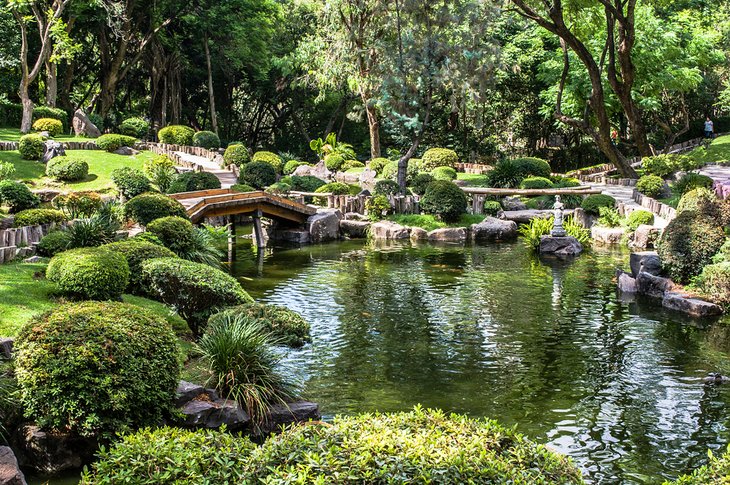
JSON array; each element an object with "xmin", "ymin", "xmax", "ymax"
[
  {"xmin": 37, "ymin": 230, "xmax": 72, "ymax": 256},
  {"xmin": 677, "ymin": 188, "xmax": 730, "ymax": 225},
  {"xmin": 374, "ymin": 179, "xmax": 401, "ymax": 195},
  {"xmin": 283, "ymin": 175, "xmax": 325, "ymax": 192},
  {"xmin": 46, "ymin": 156, "xmax": 89, "ymax": 181},
  {"xmin": 520, "ymin": 176, "xmax": 554, "ymax": 189},
  {"xmin": 369, "ymin": 157, "xmax": 390, "ymax": 174},
  {"xmin": 102, "ymin": 240, "xmax": 177, "ymax": 294},
  {"xmin": 694, "ymin": 262, "xmax": 730, "ymax": 309},
  {"xmin": 210, "ymin": 302, "xmax": 311, "ymax": 347},
  {"xmin": 14, "ymin": 301, "xmax": 179, "ymax": 438},
  {"xmin": 82, "ymin": 407, "xmax": 583, "ymax": 484},
  {"xmin": 673, "ymin": 172, "xmax": 713, "ymax": 196},
  {"xmin": 18, "ymin": 133, "xmax": 46, "ymax": 160},
  {"xmin": 420, "ymin": 180, "xmax": 467, "ymax": 222},
  {"xmin": 13, "ymin": 208, "xmax": 67, "ymax": 227},
  {"xmin": 124, "ymin": 192, "xmax": 188, "ymax": 226},
  {"xmin": 146, "ymin": 216, "xmax": 194, "ymax": 252},
  {"xmin": 47, "ymin": 247, "xmax": 130, "ymax": 300}
]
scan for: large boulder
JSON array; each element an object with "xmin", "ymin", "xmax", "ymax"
[
  {"xmin": 471, "ymin": 217, "xmax": 518, "ymax": 242},
  {"xmin": 591, "ymin": 226, "xmax": 624, "ymax": 245},
  {"xmin": 617, "ymin": 270, "xmax": 637, "ymax": 293},
  {"xmin": 113, "ymin": 146, "xmax": 140, "ymax": 156},
  {"xmin": 662, "ymin": 292, "xmax": 723, "ymax": 318},
  {"xmin": 410, "ymin": 227, "xmax": 428, "ymax": 241},
  {"xmin": 258, "ymin": 401, "xmax": 321, "ymax": 435},
  {"xmin": 41, "ymin": 140, "xmax": 65, "ymax": 164},
  {"xmin": 630, "ymin": 225, "xmax": 660, "ymax": 250},
  {"xmin": 307, "ymin": 209, "xmax": 342, "ymax": 243},
  {"xmin": 72, "ymin": 109, "xmax": 101, "ymax": 138},
  {"xmin": 175, "ymin": 380, "xmax": 218, "ymax": 407},
  {"xmin": 636, "ymin": 271, "xmax": 674, "ymax": 299},
  {"xmin": 179, "ymin": 399, "xmax": 249, "ymax": 430},
  {"xmin": 14, "ymin": 424, "xmax": 97, "ymax": 475},
  {"xmin": 358, "ymin": 168, "xmax": 377, "ymax": 190},
  {"xmin": 370, "ymin": 221, "xmax": 410, "ymax": 240},
  {"xmin": 538, "ymin": 236, "xmax": 582, "ymax": 256},
  {"xmin": 501, "ymin": 197, "xmax": 527, "ymax": 211},
  {"xmin": 340, "ymin": 219, "xmax": 370, "ymax": 239},
  {"xmin": 0, "ymin": 447, "xmax": 26, "ymax": 485},
  {"xmin": 630, "ymin": 251, "xmax": 662, "ymax": 278},
  {"xmin": 0, "ymin": 338, "xmax": 13, "ymax": 360},
  {"xmin": 428, "ymin": 227, "xmax": 467, "ymax": 243}
]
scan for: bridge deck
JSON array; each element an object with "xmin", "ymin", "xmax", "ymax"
[{"xmin": 169, "ymin": 189, "xmax": 316, "ymax": 224}]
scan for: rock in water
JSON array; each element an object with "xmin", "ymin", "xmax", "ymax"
[
  {"xmin": 72, "ymin": 109, "xmax": 101, "ymax": 138},
  {"xmin": 307, "ymin": 209, "xmax": 342, "ymax": 243},
  {"xmin": 0, "ymin": 447, "xmax": 26, "ymax": 485},
  {"xmin": 538, "ymin": 235, "xmax": 583, "ymax": 256},
  {"xmin": 370, "ymin": 221, "xmax": 410, "ymax": 240},
  {"xmin": 340, "ymin": 219, "xmax": 370, "ymax": 239},
  {"xmin": 471, "ymin": 217, "xmax": 518, "ymax": 242},
  {"xmin": 428, "ymin": 227, "xmax": 468, "ymax": 243},
  {"xmin": 629, "ymin": 251, "xmax": 662, "ymax": 278}
]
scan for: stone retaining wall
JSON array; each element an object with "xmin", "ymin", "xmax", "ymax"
[
  {"xmin": 0, "ymin": 222, "xmax": 64, "ymax": 263},
  {"xmin": 631, "ymin": 189, "xmax": 677, "ymax": 222}
]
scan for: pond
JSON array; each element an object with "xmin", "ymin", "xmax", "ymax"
[{"xmin": 231, "ymin": 237, "xmax": 730, "ymax": 485}]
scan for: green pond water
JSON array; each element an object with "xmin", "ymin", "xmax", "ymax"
[{"xmin": 229, "ymin": 237, "xmax": 730, "ymax": 485}]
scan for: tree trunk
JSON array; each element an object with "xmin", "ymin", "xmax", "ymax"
[
  {"xmin": 204, "ymin": 33, "xmax": 218, "ymax": 134},
  {"xmin": 46, "ymin": 60, "xmax": 57, "ymax": 107},
  {"xmin": 19, "ymin": 82, "xmax": 34, "ymax": 133},
  {"xmin": 361, "ymin": 92, "xmax": 381, "ymax": 159}
]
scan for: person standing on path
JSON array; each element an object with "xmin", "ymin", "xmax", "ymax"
[{"xmin": 705, "ymin": 116, "xmax": 715, "ymax": 139}]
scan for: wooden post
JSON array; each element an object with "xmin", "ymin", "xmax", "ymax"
[
  {"xmin": 252, "ymin": 209, "xmax": 265, "ymax": 249},
  {"xmin": 227, "ymin": 215, "xmax": 236, "ymax": 264}
]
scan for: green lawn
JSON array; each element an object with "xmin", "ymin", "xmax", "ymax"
[
  {"xmin": 0, "ymin": 149, "xmax": 155, "ymax": 192},
  {"xmin": 387, "ymin": 213, "xmax": 486, "ymax": 231},
  {"xmin": 0, "ymin": 127, "xmax": 93, "ymax": 143},
  {"xmin": 456, "ymin": 172, "xmax": 490, "ymax": 186},
  {"xmin": 688, "ymin": 134, "xmax": 730, "ymax": 165}
]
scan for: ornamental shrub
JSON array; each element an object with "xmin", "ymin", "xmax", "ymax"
[
  {"xmin": 18, "ymin": 133, "xmax": 46, "ymax": 160},
  {"xmin": 252, "ymin": 151, "xmax": 284, "ymax": 174},
  {"xmin": 146, "ymin": 216, "xmax": 194, "ymax": 252},
  {"xmin": 143, "ymin": 155, "xmax": 176, "ymax": 192},
  {"xmin": 0, "ymin": 180, "xmax": 40, "ymax": 213},
  {"xmin": 677, "ymin": 187, "xmax": 730, "ymax": 225},
  {"xmin": 486, "ymin": 159, "xmax": 523, "ymax": 188},
  {"xmin": 265, "ymin": 182, "xmax": 291, "ymax": 195},
  {"xmin": 381, "ymin": 160, "xmax": 399, "ymax": 180},
  {"xmin": 141, "ymin": 257, "xmax": 252, "ymax": 336},
  {"xmin": 369, "ymin": 157, "xmax": 390, "ymax": 174},
  {"xmin": 52, "ymin": 191, "xmax": 102, "ymax": 218},
  {"xmin": 65, "ymin": 216, "xmax": 119, "ymax": 249},
  {"xmin": 211, "ymin": 302, "xmax": 311, "ymax": 348},
  {"xmin": 581, "ymin": 194, "xmax": 616, "ymax": 215},
  {"xmin": 636, "ymin": 175, "xmax": 665, "ymax": 198},
  {"xmin": 315, "ymin": 182, "xmax": 350, "ymax": 195},
  {"xmin": 520, "ymin": 176, "xmax": 554, "ymax": 189},
  {"xmin": 484, "ymin": 200, "xmax": 502, "ymax": 216},
  {"xmin": 626, "ymin": 210, "xmax": 654, "ymax": 232},
  {"xmin": 284, "ymin": 175, "xmax": 325, "ymax": 192},
  {"xmin": 13, "ymin": 208, "xmax": 67, "ymax": 227},
  {"xmin": 118, "ymin": 117, "xmax": 149, "ymax": 138},
  {"xmin": 46, "ymin": 156, "xmax": 89, "ymax": 182},
  {"xmin": 512, "ymin": 157, "xmax": 552, "ymax": 178},
  {"xmin": 374, "ymin": 179, "xmax": 401, "ymax": 195},
  {"xmin": 46, "ymin": 247, "xmax": 130, "ymax": 300},
  {"xmin": 366, "ymin": 194, "xmax": 391, "ymax": 221},
  {"xmin": 596, "ymin": 207, "xmax": 623, "ymax": 228},
  {"xmin": 0, "ymin": 161, "xmax": 15, "ymax": 181},
  {"xmin": 420, "ymin": 180, "xmax": 467, "ymax": 222},
  {"xmin": 283, "ymin": 160, "xmax": 307, "ymax": 175},
  {"xmin": 32, "ymin": 106, "xmax": 67, "ymax": 128},
  {"xmin": 32, "ymin": 117, "xmax": 63, "ymax": 136},
  {"xmin": 238, "ymin": 161, "xmax": 276, "ymax": 189},
  {"xmin": 157, "ymin": 125, "xmax": 195, "ymax": 145},
  {"xmin": 14, "ymin": 301, "xmax": 179, "ymax": 438},
  {"xmin": 222, "ymin": 144, "xmax": 250, "ymax": 168},
  {"xmin": 324, "ymin": 154, "xmax": 345, "ymax": 171},
  {"xmin": 167, "ymin": 171, "xmax": 221, "ymax": 194},
  {"xmin": 341, "ymin": 160, "xmax": 364, "ymax": 171},
  {"xmin": 642, "ymin": 154, "xmax": 674, "ymax": 177},
  {"xmin": 410, "ymin": 173, "xmax": 434, "ymax": 196},
  {"xmin": 657, "ymin": 211, "xmax": 726, "ymax": 283},
  {"xmin": 694, "ymin": 262, "xmax": 730, "ymax": 309},
  {"xmin": 37, "ymin": 230, "xmax": 72, "ymax": 257},
  {"xmin": 231, "ymin": 183, "xmax": 256, "ymax": 193},
  {"xmin": 192, "ymin": 130, "xmax": 220, "ymax": 149},
  {"xmin": 421, "ymin": 148, "xmax": 458, "ymax": 171},
  {"xmin": 102, "ymin": 240, "xmax": 177, "ymax": 294},
  {"xmin": 111, "ymin": 167, "xmax": 151, "ymax": 199},
  {"xmin": 124, "ymin": 192, "xmax": 188, "ymax": 226},
  {"xmin": 95, "ymin": 134, "xmax": 137, "ymax": 152},
  {"xmin": 673, "ymin": 172, "xmax": 713, "ymax": 196},
  {"xmin": 431, "ymin": 166, "xmax": 457, "ymax": 181}
]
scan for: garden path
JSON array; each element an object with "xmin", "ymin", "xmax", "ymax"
[{"xmin": 173, "ymin": 151, "xmax": 237, "ymax": 188}]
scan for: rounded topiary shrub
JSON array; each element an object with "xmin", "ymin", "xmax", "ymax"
[
  {"xmin": 13, "ymin": 208, "xmax": 67, "ymax": 227},
  {"xmin": 210, "ymin": 302, "xmax": 311, "ymax": 348},
  {"xmin": 141, "ymin": 257, "xmax": 252, "ymax": 336},
  {"xmin": 421, "ymin": 148, "xmax": 458, "ymax": 171},
  {"xmin": 231, "ymin": 183, "xmax": 256, "ymax": 193},
  {"xmin": 95, "ymin": 134, "xmax": 137, "ymax": 152},
  {"xmin": 581, "ymin": 194, "xmax": 616, "ymax": 215},
  {"xmin": 283, "ymin": 160, "xmax": 307, "ymax": 175},
  {"xmin": 192, "ymin": 130, "xmax": 220, "ymax": 149},
  {"xmin": 374, "ymin": 179, "xmax": 400, "ymax": 195},
  {"xmin": 324, "ymin": 154, "xmax": 345, "ymax": 171},
  {"xmin": 118, "ymin": 117, "xmax": 149, "ymax": 138},
  {"xmin": 369, "ymin": 157, "xmax": 390, "ymax": 174},
  {"xmin": 381, "ymin": 160, "xmax": 399, "ymax": 180},
  {"xmin": 52, "ymin": 191, "xmax": 102, "ymax": 218},
  {"xmin": 0, "ymin": 180, "xmax": 40, "ymax": 213},
  {"xmin": 265, "ymin": 182, "xmax": 291, "ymax": 195},
  {"xmin": 673, "ymin": 172, "xmax": 713, "ymax": 196},
  {"xmin": 636, "ymin": 175, "xmax": 665, "ymax": 198},
  {"xmin": 111, "ymin": 167, "xmax": 152, "ymax": 199},
  {"xmin": 238, "ymin": 161, "xmax": 276, "ymax": 189},
  {"xmin": 19, "ymin": 133, "xmax": 46, "ymax": 160},
  {"xmin": 315, "ymin": 182, "xmax": 350, "ymax": 195},
  {"xmin": 157, "ymin": 125, "xmax": 195, "ymax": 145},
  {"xmin": 167, "ymin": 171, "xmax": 221, "ymax": 194},
  {"xmin": 37, "ymin": 230, "xmax": 72, "ymax": 256},
  {"xmin": 124, "ymin": 192, "xmax": 188, "ymax": 226},
  {"xmin": 626, "ymin": 210, "xmax": 654, "ymax": 232},
  {"xmin": 409, "ymin": 173, "xmax": 434, "ymax": 196},
  {"xmin": 420, "ymin": 180, "xmax": 467, "ymax": 222},
  {"xmin": 46, "ymin": 247, "xmax": 130, "ymax": 300},
  {"xmin": 146, "ymin": 216, "xmax": 194, "ymax": 251},
  {"xmin": 656, "ymin": 211, "xmax": 726, "ymax": 283},
  {"xmin": 512, "ymin": 157, "xmax": 552, "ymax": 178},
  {"xmin": 642, "ymin": 154, "xmax": 674, "ymax": 178},
  {"xmin": 342, "ymin": 160, "xmax": 364, "ymax": 171},
  {"xmin": 677, "ymin": 188, "xmax": 721, "ymax": 217},
  {"xmin": 14, "ymin": 301, "xmax": 179, "ymax": 438},
  {"xmin": 430, "ymin": 166, "xmax": 457, "ymax": 181},
  {"xmin": 222, "ymin": 144, "xmax": 250, "ymax": 168},
  {"xmin": 102, "ymin": 240, "xmax": 177, "ymax": 294},
  {"xmin": 285, "ymin": 175, "xmax": 326, "ymax": 192},
  {"xmin": 32, "ymin": 117, "xmax": 63, "ymax": 136},
  {"xmin": 252, "ymin": 151, "xmax": 284, "ymax": 174},
  {"xmin": 484, "ymin": 200, "xmax": 502, "ymax": 216},
  {"xmin": 46, "ymin": 156, "xmax": 89, "ymax": 182},
  {"xmin": 520, "ymin": 176, "xmax": 554, "ymax": 189}
]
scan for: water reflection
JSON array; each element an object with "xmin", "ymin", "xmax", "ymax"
[{"xmin": 231, "ymin": 238, "xmax": 730, "ymax": 484}]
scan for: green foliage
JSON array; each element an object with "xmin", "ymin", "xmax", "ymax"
[
  {"xmin": 252, "ymin": 151, "xmax": 284, "ymax": 173},
  {"xmin": 484, "ymin": 200, "xmax": 502, "ymax": 216},
  {"xmin": 409, "ymin": 173, "xmax": 434, "ymax": 195},
  {"xmin": 124, "ymin": 192, "xmax": 188, "ymax": 226},
  {"xmin": 157, "ymin": 125, "xmax": 195, "ymax": 145},
  {"xmin": 626, "ymin": 210, "xmax": 654, "ymax": 232},
  {"xmin": 513, "ymin": 157, "xmax": 551, "ymax": 178},
  {"xmin": 167, "ymin": 171, "xmax": 222, "ymax": 194},
  {"xmin": 211, "ymin": 303, "xmax": 312, "ymax": 348},
  {"xmin": 324, "ymin": 153, "xmax": 345, "ymax": 171},
  {"xmin": 175, "ymin": 224, "xmax": 228, "ymax": 267},
  {"xmin": 32, "ymin": 106, "xmax": 67, "ymax": 128},
  {"xmin": 231, "ymin": 183, "xmax": 257, "ymax": 193},
  {"xmin": 520, "ymin": 176, "xmax": 554, "ymax": 189},
  {"xmin": 596, "ymin": 207, "xmax": 623, "ymax": 228},
  {"xmin": 37, "ymin": 231, "xmax": 72, "ymax": 257},
  {"xmin": 80, "ymin": 427, "xmax": 256, "ymax": 484},
  {"xmin": 636, "ymin": 175, "xmax": 665, "ymax": 198},
  {"xmin": 642, "ymin": 155, "xmax": 674, "ymax": 177},
  {"xmin": 283, "ymin": 160, "xmax": 307, "ymax": 174},
  {"xmin": 52, "ymin": 191, "xmax": 102, "ymax": 218},
  {"xmin": 95, "ymin": 134, "xmax": 137, "ymax": 152},
  {"xmin": 309, "ymin": 132, "xmax": 356, "ymax": 160},
  {"xmin": 366, "ymin": 194, "xmax": 392, "ymax": 221},
  {"xmin": 198, "ymin": 313, "xmax": 299, "ymax": 424},
  {"xmin": 673, "ymin": 172, "xmax": 713, "ymax": 196},
  {"xmin": 486, "ymin": 159, "xmax": 523, "ymax": 188},
  {"xmin": 32, "ymin": 117, "xmax": 63, "ymax": 136},
  {"xmin": 18, "ymin": 134, "xmax": 46, "ymax": 160},
  {"xmin": 0, "ymin": 180, "xmax": 40, "ymax": 213},
  {"xmin": 47, "ymin": 247, "xmax": 130, "ymax": 300},
  {"xmin": 111, "ymin": 167, "xmax": 152, "ymax": 199},
  {"xmin": 141, "ymin": 257, "xmax": 252, "ymax": 336},
  {"xmin": 147, "ymin": 216, "xmax": 194, "ymax": 252},
  {"xmin": 657, "ymin": 211, "xmax": 726, "ymax": 283},
  {"xmin": 266, "ymin": 182, "xmax": 291, "ymax": 195},
  {"xmin": 239, "ymin": 161, "xmax": 276, "ymax": 188},
  {"xmin": 13, "ymin": 208, "xmax": 67, "ymax": 227},
  {"xmin": 430, "ymin": 166, "xmax": 457, "ymax": 181},
  {"xmin": 581, "ymin": 194, "xmax": 616, "ymax": 215},
  {"xmin": 14, "ymin": 301, "xmax": 179, "ymax": 438},
  {"xmin": 369, "ymin": 157, "xmax": 390, "ymax": 174},
  {"xmin": 118, "ymin": 117, "xmax": 149, "ymax": 138},
  {"xmin": 519, "ymin": 215, "xmax": 589, "ymax": 251},
  {"xmin": 101, "ymin": 240, "xmax": 177, "ymax": 294},
  {"xmin": 420, "ymin": 180, "xmax": 467, "ymax": 222},
  {"xmin": 192, "ymin": 130, "xmax": 221, "ymax": 149},
  {"xmin": 421, "ymin": 148, "xmax": 459, "ymax": 171},
  {"xmin": 374, "ymin": 179, "xmax": 401, "ymax": 195},
  {"xmin": 65, "ymin": 215, "xmax": 119, "ymax": 249},
  {"xmin": 381, "ymin": 160, "xmax": 399, "ymax": 180},
  {"xmin": 143, "ymin": 155, "xmax": 176, "ymax": 192},
  {"xmin": 664, "ymin": 446, "xmax": 730, "ymax": 484},
  {"xmin": 284, "ymin": 175, "xmax": 326, "ymax": 192},
  {"xmin": 0, "ymin": 161, "xmax": 16, "ymax": 181},
  {"xmin": 341, "ymin": 160, "xmax": 364, "ymax": 171},
  {"xmin": 45, "ymin": 156, "xmax": 89, "ymax": 181},
  {"xmin": 222, "ymin": 144, "xmax": 251, "ymax": 168},
  {"xmin": 694, "ymin": 262, "xmax": 730, "ymax": 309}
]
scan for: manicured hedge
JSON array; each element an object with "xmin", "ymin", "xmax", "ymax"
[
  {"xmin": 283, "ymin": 160, "xmax": 307, "ymax": 175},
  {"xmin": 46, "ymin": 156, "xmax": 89, "ymax": 181},
  {"xmin": 252, "ymin": 151, "xmax": 284, "ymax": 174},
  {"xmin": 37, "ymin": 231, "xmax": 72, "ymax": 257},
  {"xmin": 193, "ymin": 130, "xmax": 220, "ymax": 149},
  {"xmin": 101, "ymin": 240, "xmax": 177, "ymax": 294},
  {"xmin": 421, "ymin": 148, "xmax": 458, "ymax": 171},
  {"xmin": 581, "ymin": 194, "xmax": 616, "ymax": 215},
  {"xmin": 32, "ymin": 117, "xmax": 63, "ymax": 136},
  {"xmin": 46, "ymin": 247, "xmax": 130, "ymax": 300},
  {"xmin": 124, "ymin": 192, "xmax": 189, "ymax": 226},
  {"xmin": 13, "ymin": 208, "xmax": 67, "ymax": 227},
  {"xmin": 14, "ymin": 301, "xmax": 179, "ymax": 438},
  {"xmin": 158, "ymin": 125, "xmax": 195, "ymax": 145},
  {"xmin": 409, "ymin": 173, "xmax": 434, "ymax": 196},
  {"xmin": 420, "ymin": 180, "xmax": 467, "ymax": 222},
  {"xmin": 626, "ymin": 210, "xmax": 654, "ymax": 232},
  {"xmin": 369, "ymin": 157, "xmax": 390, "ymax": 174},
  {"xmin": 636, "ymin": 175, "xmax": 665, "ymax": 198},
  {"xmin": 431, "ymin": 166, "xmax": 457, "ymax": 181},
  {"xmin": 238, "ymin": 161, "xmax": 276, "ymax": 189},
  {"xmin": 18, "ymin": 133, "xmax": 46, "ymax": 160},
  {"xmin": 374, "ymin": 179, "xmax": 401, "ymax": 195},
  {"xmin": 167, "ymin": 171, "xmax": 221, "ymax": 194},
  {"xmin": 111, "ymin": 167, "xmax": 152, "ymax": 199},
  {"xmin": 0, "ymin": 101, "xmax": 67, "ymax": 128},
  {"xmin": 222, "ymin": 144, "xmax": 250, "ymax": 168},
  {"xmin": 95, "ymin": 134, "xmax": 137, "ymax": 152},
  {"xmin": 118, "ymin": 117, "xmax": 149, "ymax": 138},
  {"xmin": 146, "ymin": 216, "xmax": 194, "ymax": 252},
  {"xmin": 210, "ymin": 302, "xmax": 311, "ymax": 347}
]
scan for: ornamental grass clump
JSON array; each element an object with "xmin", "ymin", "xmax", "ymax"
[{"xmin": 519, "ymin": 216, "xmax": 590, "ymax": 251}]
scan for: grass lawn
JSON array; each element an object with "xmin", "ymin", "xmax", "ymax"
[
  {"xmin": 688, "ymin": 134, "xmax": 730, "ymax": 165},
  {"xmin": 0, "ymin": 149, "xmax": 155, "ymax": 193},
  {"xmin": 0, "ymin": 127, "xmax": 94, "ymax": 143},
  {"xmin": 387, "ymin": 213, "xmax": 486, "ymax": 231},
  {"xmin": 456, "ymin": 172, "xmax": 490, "ymax": 186}
]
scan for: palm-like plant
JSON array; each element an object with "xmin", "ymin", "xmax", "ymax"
[
  {"xmin": 310, "ymin": 132, "xmax": 356, "ymax": 160},
  {"xmin": 176, "ymin": 224, "xmax": 228, "ymax": 267}
]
